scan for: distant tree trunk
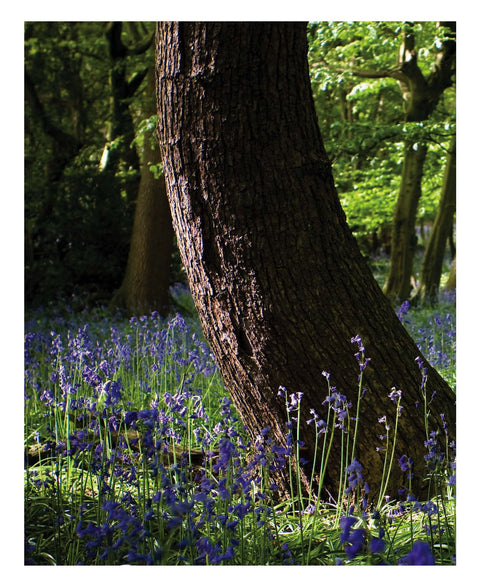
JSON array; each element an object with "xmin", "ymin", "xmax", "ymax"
[
  {"xmin": 383, "ymin": 22, "xmax": 455, "ymax": 302},
  {"xmin": 112, "ymin": 66, "xmax": 174, "ymax": 316},
  {"xmin": 101, "ymin": 22, "xmax": 151, "ymax": 204},
  {"xmin": 416, "ymin": 138, "xmax": 456, "ymax": 304},
  {"xmin": 383, "ymin": 142, "xmax": 427, "ymax": 302},
  {"xmin": 156, "ymin": 22, "xmax": 455, "ymax": 500},
  {"xmin": 445, "ymin": 256, "xmax": 456, "ymax": 291}
]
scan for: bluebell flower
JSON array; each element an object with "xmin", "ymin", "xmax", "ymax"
[
  {"xmin": 281, "ymin": 542, "xmax": 295, "ymax": 565},
  {"xmin": 287, "ymin": 391, "xmax": 304, "ymax": 412},
  {"xmin": 388, "ymin": 388, "xmax": 402, "ymax": 404},
  {"xmin": 339, "ymin": 515, "xmax": 357, "ymax": 544},
  {"xmin": 222, "ymin": 545, "xmax": 235, "ymax": 561},
  {"xmin": 124, "ymin": 411, "xmax": 138, "ymax": 426},
  {"xmin": 344, "ymin": 458, "xmax": 364, "ymax": 495},
  {"xmin": 397, "ymin": 300, "xmax": 410, "ymax": 321},
  {"xmin": 345, "ymin": 528, "xmax": 365, "ymax": 559},
  {"xmin": 398, "ymin": 454, "xmax": 414, "ymax": 480},
  {"xmin": 400, "ymin": 541, "xmax": 435, "ymax": 565},
  {"xmin": 370, "ymin": 535, "xmax": 385, "ymax": 554},
  {"xmin": 166, "ymin": 516, "xmax": 183, "ymax": 529},
  {"xmin": 40, "ymin": 389, "xmax": 55, "ymax": 406}
]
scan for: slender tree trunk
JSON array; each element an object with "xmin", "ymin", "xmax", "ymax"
[
  {"xmin": 112, "ymin": 67, "xmax": 174, "ymax": 316},
  {"xmin": 383, "ymin": 22, "xmax": 455, "ymax": 302},
  {"xmin": 156, "ymin": 22, "xmax": 455, "ymax": 500},
  {"xmin": 383, "ymin": 142, "xmax": 427, "ymax": 302},
  {"xmin": 445, "ymin": 256, "xmax": 456, "ymax": 291},
  {"xmin": 416, "ymin": 138, "xmax": 456, "ymax": 304},
  {"xmin": 101, "ymin": 22, "xmax": 150, "ymax": 204}
]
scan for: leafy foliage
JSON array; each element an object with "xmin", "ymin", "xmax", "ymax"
[
  {"xmin": 25, "ymin": 22, "xmax": 455, "ymax": 302},
  {"xmin": 307, "ymin": 22, "xmax": 455, "ymax": 250},
  {"xmin": 24, "ymin": 22, "xmax": 155, "ymax": 305}
]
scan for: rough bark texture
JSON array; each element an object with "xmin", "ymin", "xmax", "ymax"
[
  {"xmin": 112, "ymin": 65, "xmax": 174, "ymax": 316},
  {"xmin": 416, "ymin": 138, "xmax": 456, "ymax": 304},
  {"xmin": 156, "ymin": 22, "xmax": 455, "ymax": 500},
  {"xmin": 383, "ymin": 142, "xmax": 427, "ymax": 302}
]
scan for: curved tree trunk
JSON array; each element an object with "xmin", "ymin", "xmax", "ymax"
[
  {"xmin": 112, "ymin": 66, "xmax": 174, "ymax": 316},
  {"xmin": 383, "ymin": 142, "xmax": 427, "ymax": 302},
  {"xmin": 416, "ymin": 138, "xmax": 456, "ymax": 304},
  {"xmin": 156, "ymin": 22, "xmax": 455, "ymax": 500}
]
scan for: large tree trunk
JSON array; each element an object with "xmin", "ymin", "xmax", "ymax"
[
  {"xmin": 112, "ymin": 66, "xmax": 174, "ymax": 316},
  {"xmin": 156, "ymin": 22, "xmax": 455, "ymax": 501},
  {"xmin": 416, "ymin": 138, "xmax": 456, "ymax": 305},
  {"xmin": 383, "ymin": 142, "xmax": 427, "ymax": 302}
]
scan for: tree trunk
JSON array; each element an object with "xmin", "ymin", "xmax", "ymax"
[
  {"xmin": 156, "ymin": 22, "xmax": 455, "ymax": 501},
  {"xmin": 383, "ymin": 142, "xmax": 427, "ymax": 302},
  {"xmin": 416, "ymin": 138, "xmax": 456, "ymax": 304},
  {"xmin": 101, "ymin": 22, "xmax": 150, "ymax": 204},
  {"xmin": 383, "ymin": 22, "xmax": 455, "ymax": 302},
  {"xmin": 112, "ymin": 66, "xmax": 174, "ymax": 316},
  {"xmin": 445, "ymin": 256, "xmax": 456, "ymax": 292}
]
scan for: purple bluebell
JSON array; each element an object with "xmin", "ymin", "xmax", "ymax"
[{"xmin": 400, "ymin": 541, "xmax": 435, "ymax": 565}]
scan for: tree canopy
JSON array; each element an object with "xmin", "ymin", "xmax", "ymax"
[{"xmin": 308, "ymin": 22, "xmax": 455, "ymax": 253}]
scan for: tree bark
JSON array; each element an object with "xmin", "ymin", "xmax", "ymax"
[
  {"xmin": 445, "ymin": 256, "xmax": 456, "ymax": 292},
  {"xmin": 156, "ymin": 22, "xmax": 455, "ymax": 500},
  {"xmin": 416, "ymin": 138, "xmax": 456, "ymax": 304},
  {"xmin": 112, "ymin": 66, "xmax": 174, "ymax": 316},
  {"xmin": 383, "ymin": 142, "xmax": 427, "ymax": 302}
]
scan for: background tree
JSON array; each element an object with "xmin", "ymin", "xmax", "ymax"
[
  {"xmin": 156, "ymin": 22, "xmax": 455, "ymax": 500},
  {"xmin": 445, "ymin": 256, "xmax": 456, "ymax": 291},
  {"xmin": 308, "ymin": 22, "xmax": 456, "ymax": 297},
  {"xmin": 99, "ymin": 22, "xmax": 152, "ymax": 204},
  {"xmin": 25, "ymin": 21, "xmax": 178, "ymax": 307},
  {"xmin": 111, "ymin": 63, "xmax": 174, "ymax": 316},
  {"xmin": 382, "ymin": 22, "xmax": 456, "ymax": 302},
  {"xmin": 25, "ymin": 22, "xmax": 133, "ymax": 304},
  {"xmin": 415, "ymin": 137, "xmax": 456, "ymax": 304}
]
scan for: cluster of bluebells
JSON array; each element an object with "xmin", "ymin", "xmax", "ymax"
[
  {"xmin": 320, "ymin": 370, "xmax": 352, "ymax": 430},
  {"xmin": 397, "ymin": 300, "xmax": 456, "ymax": 374},
  {"xmin": 24, "ymin": 311, "xmax": 298, "ymax": 565},
  {"xmin": 336, "ymin": 458, "xmax": 443, "ymax": 565},
  {"xmin": 338, "ymin": 513, "xmax": 385, "ymax": 561},
  {"xmin": 351, "ymin": 334, "xmax": 371, "ymax": 380},
  {"xmin": 25, "ymin": 306, "xmax": 455, "ymax": 565}
]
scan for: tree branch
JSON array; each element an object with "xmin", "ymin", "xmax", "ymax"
[
  {"xmin": 126, "ymin": 67, "xmax": 150, "ymax": 98},
  {"xmin": 24, "ymin": 68, "xmax": 80, "ymax": 153}
]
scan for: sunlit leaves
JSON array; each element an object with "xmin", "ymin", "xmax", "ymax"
[{"xmin": 307, "ymin": 21, "xmax": 455, "ymax": 242}]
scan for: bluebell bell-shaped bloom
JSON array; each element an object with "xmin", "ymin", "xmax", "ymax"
[
  {"xmin": 400, "ymin": 541, "xmax": 435, "ymax": 565},
  {"xmin": 339, "ymin": 515, "xmax": 357, "ymax": 544},
  {"xmin": 345, "ymin": 528, "xmax": 365, "ymax": 559}
]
